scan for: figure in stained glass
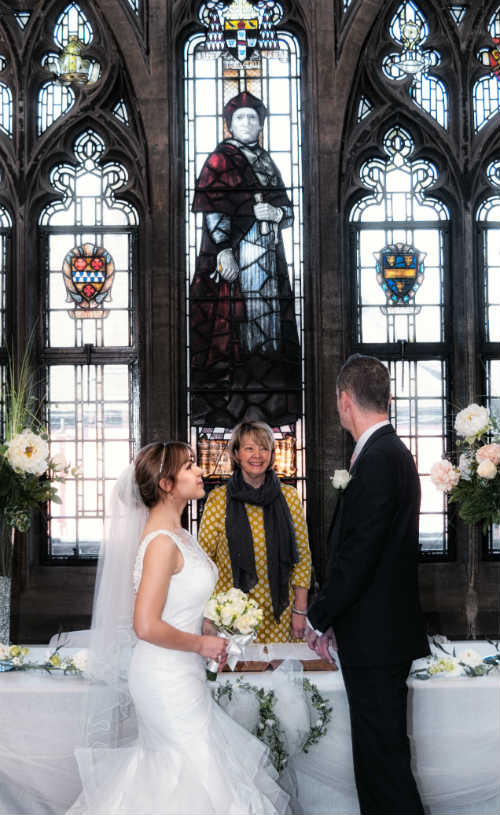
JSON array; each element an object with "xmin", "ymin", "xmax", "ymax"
[{"xmin": 190, "ymin": 90, "xmax": 300, "ymax": 428}]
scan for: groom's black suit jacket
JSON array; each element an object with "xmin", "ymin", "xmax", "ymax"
[{"xmin": 308, "ymin": 424, "xmax": 429, "ymax": 667}]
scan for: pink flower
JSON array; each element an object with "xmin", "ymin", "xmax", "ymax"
[
  {"xmin": 430, "ymin": 460, "xmax": 460, "ymax": 492},
  {"xmin": 475, "ymin": 443, "xmax": 500, "ymax": 467}
]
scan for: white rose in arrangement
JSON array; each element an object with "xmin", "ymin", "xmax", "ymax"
[
  {"xmin": 226, "ymin": 588, "xmax": 247, "ymax": 603},
  {"xmin": 235, "ymin": 614, "xmax": 254, "ymax": 635},
  {"xmin": 221, "ymin": 605, "xmax": 236, "ymax": 627},
  {"xmin": 71, "ymin": 649, "xmax": 88, "ymax": 672},
  {"xmin": 476, "ymin": 459, "xmax": 497, "ymax": 480},
  {"xmin": 204, "ymin": 598, "xmax": 219, "ymax": 622},
  {"xmin": 430, "ymin": 460, "xmax": 460, "ymax": 492},
  {"xmin": 331, "ymin": 469, "xmax": 351, "ymax": 490},
  {"xmin": 454, "ymin": 404, "xmax": 490, "ymax": 439},
  {"xmin": 458, "ymin": 648, "xmax": 483, "ymax": 668},
  {"xmin": 6, "ymin": 429, "xmax": 49, "ymax": 476},
  {"xmin": 50, "ymin": 452, "xmax": 67, "ymax": 472}
]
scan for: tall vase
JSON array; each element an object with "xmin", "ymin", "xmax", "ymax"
[{"xmin": 0, "ymin": 518, "xmax": 14, "ymax": 645}]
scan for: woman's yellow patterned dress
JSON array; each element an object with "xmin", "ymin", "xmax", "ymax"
[{"xmin": 198, "ymin": 483, "xmax": 311, "ymax": 643}]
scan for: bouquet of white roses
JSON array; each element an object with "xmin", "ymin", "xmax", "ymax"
[
  {"xmin": 430, "ymin": 404, "xmax": 499, "ymax": 534},
  {"xmin": 0, "ymin": 348, "xmax": 76, "ymax": 576},
  {"xmin": 204, "ymin": 588, "xmax": 263, "ymax": 679}
]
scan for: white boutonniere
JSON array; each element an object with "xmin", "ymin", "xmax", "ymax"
[{"xmin": 330, "ymin": 469, "xmax": 351, "ymax": 491}]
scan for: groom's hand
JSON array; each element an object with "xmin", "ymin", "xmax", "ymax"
[{"xmin": 314, "ymin": 627, "xmax": 337, "ymax": 665}]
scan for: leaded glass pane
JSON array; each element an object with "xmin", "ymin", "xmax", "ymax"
[
  {"xmin": 185, "ymin": 29, "xmax": 305, "ymax": 524},
  {"xmin": 112, "ymin": 99, "xmax": 129, "ymax": 125},
  {"xmin": 486, "ymin": 360, "xmax": 500, "ymax": 556},
  {"xmin": 47, "ymin": 364, "xmax": 135, "ymax": 558},
  {"xmin": 449, "ymin": 5, "xmax": 467, "ymax": 26},
  {"xmin": 37, "ymin": 82, "xmax": 75, "ymax": 135},
  {"xmin": 0, "ymin": 81, "xmax": 12, "ymax": 137},
  {"xmin": 357, "ymin": 96, "xmax": 373, "ymax": 123},
  {"xmin": 54, "ymin": 3, "xmax": 93, "ymax": 47},
  {"xmin": 350, "ymin": 128, "xmax": 447, "ymax": 345},
  {"xmin": 386, "ymin": 359, "xmax": 448, "ymax": 554},
  {"xmin": 14, "ymin": 12, "xmax": 30, "ymax": 30},
  {"xmin": 383, "ymin": 1, "xmax": 448, "ymax": 129},
  {"xmin": 40, "ymin": 131, "xmax": 137, "ymax": 350},
  {"xmin": 477, "ymin": 161, "xmax": 500, "ymax": 344},
  {"xmin": 126, "ymin": 0, "xmax": 140, "ymax": 12},
  {"xmin": 473, "ymin": 11, "xmax": 500, "ymax": 132}
]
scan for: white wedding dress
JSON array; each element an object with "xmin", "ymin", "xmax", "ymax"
[{"xmin": 68, "ymin": 528, "xmax": 290, "ymax": 815}]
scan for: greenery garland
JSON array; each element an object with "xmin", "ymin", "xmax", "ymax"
[{"xmin": 213, "ymin": 677, "xmax": 332, "ymax": 773}]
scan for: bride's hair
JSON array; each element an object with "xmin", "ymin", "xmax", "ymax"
[{"xmin": 135, "ymin": 441, "xmax": 193, "ymax": 507}]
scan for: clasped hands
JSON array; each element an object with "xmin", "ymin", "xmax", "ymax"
[
  {"xmin": 212, "ymin": 203, "xmax": 282, "ymax": 283},
  {"xmin": 305, "ymin": 624, "xmax": 337, "ymax": 665}
]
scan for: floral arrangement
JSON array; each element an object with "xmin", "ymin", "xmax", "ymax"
[
  {"xmin": 213, "ymin": 676, "xmax": 332, "ymax": 772},
  {"xmin": 330, "ymin": 469, "xmax": 351, "ymax": 491},
  {"xmin": 0, "ymin": 349, "xmax": 77, "ymax": 576},
  {"xmin": 204, "ymin": 588, "xmax": 263, "ymax": 679},
  {"xmin": 205, "ymin": 587, "xmax": 263, "ymax": 635},
  {"xmin": 0, "ymin": 642, "xmax": 88, "ymax": 675},
  {"xmin": 411, "ymin": 637, "xmax": 500, "ymax": 680},
  {"xmin": 430, "ymin": 404, "xmax": 499, "ymax": 534}
]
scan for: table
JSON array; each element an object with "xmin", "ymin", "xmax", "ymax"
[{"xmin": 0, "ymin": 642, "xmax": 498, "ymax": 815}]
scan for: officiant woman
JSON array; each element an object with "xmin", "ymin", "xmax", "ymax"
[{"xmin": 199, "ymin": 421, "xmax": 311, "ymax": 642}]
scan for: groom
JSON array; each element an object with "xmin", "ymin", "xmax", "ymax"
[{"xmin": 307, "ymin": 354, "xmax": 429, "ymax": 815}]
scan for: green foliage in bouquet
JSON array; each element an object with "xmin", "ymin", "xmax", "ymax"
[
  {"xmin": 0, "ymin": 347, "xmax": 71, "ymax": 575},
  {"xmin": 431, "ymin": 405, "xmax": 500, "ymax": 535}
]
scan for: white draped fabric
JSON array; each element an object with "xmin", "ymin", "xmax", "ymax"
[{"xmin": 0, "ymin": 641, "xmax": 498, "ymax": 815}]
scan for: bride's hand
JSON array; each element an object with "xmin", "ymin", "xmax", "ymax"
[
  {"xmin": 202, "ymin": 618, "xmax": 217, "ymax": 635},
  {"xmin": 197, "ymin": 635, "xmax": 227, "ymax": 662}
]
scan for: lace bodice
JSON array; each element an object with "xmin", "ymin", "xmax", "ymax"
[{"xmin": 132, "ymin": 528, "xmax": 218, "ymax": 635}]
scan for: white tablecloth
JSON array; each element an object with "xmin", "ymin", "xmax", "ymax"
[{"xmin": 0, "ymin": 642, "xmax": 498, "ymax": 815}]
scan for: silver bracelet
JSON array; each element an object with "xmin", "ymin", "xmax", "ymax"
[{"xmin": 292, "ymin": 606, "xmax": 307, "ymax": 616}]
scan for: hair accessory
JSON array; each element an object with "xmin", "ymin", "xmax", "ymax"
[{"xmin": 158, "ymin": 441, "xmax": 167, "ymax": 477}]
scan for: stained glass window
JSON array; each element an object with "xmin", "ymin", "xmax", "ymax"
[
  {"xmin": 126, "ymin": 0, "xmax": 140, "ymax": 13},
  {"xmin": 47, "ymin": 364, "xmax": 136, "ymax": 557},
  {"xmin": 0, "ymin": 58, "xmax": 12, "ymax": 137},
  {"xmin": 449, "ymin": 5, "xmax": 467, "ymax": 26},
  {"xmin": 386, "ymin": 359, "xmax": 448, "ymax": 553},
  {"xmin": 113, "ymin": 99, "xmax": 129, "ymax": 126},
  {"xmin": 382, "ymin": 1, "xmax": 448, "ymax": 129},
  {"xmin": 357, "ymin": 95, "xmax": 373, "ymax": 123},
  {"xmin": 473, "ymin": 9, "xmax": 500, "ymax": 133},
  {"xmin": 185, "ymin": 25, "xmax": 305, "ymax": 526},
  {"xmin": 38, "ymin": 4, "xmax": 95, "ymax": 134},
  {"xmin": 477, "ymin": 160, "xmax": 500, "ymax": 345},
  {"xmin": 13, "ymin": 12, "xmax": 30, "ymax": 30},
  {"xmin": 350, "ymin": 126, "xmax": 448, "ymax": 345},
  {"xmin": 0, "ymin": 204, "xmax": 11, "ymax": 347},
  {"xmin": 350, "ymin": 126, "xmax": 449, "ymax": 555},
  {"xmin": 39, "ymin": 130, "xmax": 139, "ymax": 559}
]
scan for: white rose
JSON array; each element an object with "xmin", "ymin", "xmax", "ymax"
[
  {"xmin": 476, "ymin": 459, "xmax": 497, "ymax": 480},
  {"xmin": 235, "ymin": 614, "xmax": 254, "ymax": 635},
  {"xmin": 50, "ymin": 452, "xmax": 67, "ymax": 472},
  {"xmin": 220, "ymin": 606, "xmax": 235, "ymax": 627},
  {"xmin": 430, "ymin": 460, "xmax": 460, "ymax": 492},
  {"xmin": 6, "ymin": 429, "xmax": 49, "ymax": 476},
  {"xmin": 204, "ymin": 598, "xmax": 219, "ymax": 622},
  {"xmin": 455, "ymin": 404, "xmax": 490, "ymax": 439},
  {"xmin": 458, "ymin": 648, "xmax": 483, "ymax": 668},
  {"xmin": 331, "ymin": 469, "xmax": 351, "ymax": 490},
  {"xmin": 71, "ymin": 649, "xmax": 88, "ymax": 672},
  {"xmin": 227, "ymin": 588, "xmax": 246, "ymax": 603}
]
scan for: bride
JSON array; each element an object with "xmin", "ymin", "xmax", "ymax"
[{"xmin": 68, "ymin": 441, "xmax": 289, "ymax": 814}]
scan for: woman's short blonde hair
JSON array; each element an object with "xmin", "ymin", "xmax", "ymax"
[{"xmin": 229, "ymin": 421, "xmax": 275, "ymax": 470}]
